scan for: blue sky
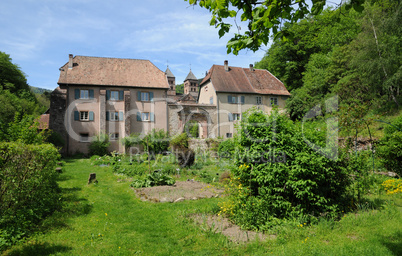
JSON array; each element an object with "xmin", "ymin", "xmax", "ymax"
[{"xmin": 0, "ymin": 0, "xmax": 268, "ymax": 90}]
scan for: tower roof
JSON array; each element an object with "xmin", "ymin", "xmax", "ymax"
[
  {"xmin": 165, "ymin": 67, "xmax": 175, "ymax": 78},
  {"xmin": 185, "ymin": 70, "xmax": 197, "ymax": 81}
]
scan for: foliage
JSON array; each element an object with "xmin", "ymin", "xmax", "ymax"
[
  {"xmin": 0, "ymin": 113, "xmax": 48, "ymax": 144},
  {"xmin": 0, "ymin": 142, "xmax": 61, "ymax": 250},
  {"xmin": 219, "ymin": 109, "xmax": 352, "ymax": 230},
  {"xmin": 141, "ymin": 129, "xmax": 170, "ymax": 154},
  {"xmin": 184, "ymin": 120, "xmax": 199, "ymax": 138},
  {"xmin": 377, "ymin": 115, "xmax": 402, "ymax": 176},
  {"xmin": 217, "ymin": 138, "xmax": 235, "ymax": 158},
  {"xmin": 255, "ymin": 1, "xmax": 401, "ymax": 120},
  {"xmin": 88, "ymin": 134, "xmax": 110, "ymax": 156},
  {"xmin": 121, "ymin": 133, "xmax": 142, "ymax": 153},
  {"xmin": 170, "ymin": 132, "xmax": 189, "ymax": 150},
  {"xmin": 186, "ymin": 0, "xmax": 365, "ymax": 55},
  {"xmin": 381, "ymin": 179, "xmax": 402, "ymax": 195},
  {"xmin": 175, "ymin": 83, "xmax": 184, "ymax": 94},
  {"xmin": 130, "ymin": 172, "xmax": 175, "ymax": 188},
  {"xmin": 0, "ymin": 52, "xmax": 46, "ymax": 125}
]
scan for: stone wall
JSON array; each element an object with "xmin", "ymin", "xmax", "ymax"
[{"xmin": 49, "ymin": 86, "xmax": 67, "ymax": 155}]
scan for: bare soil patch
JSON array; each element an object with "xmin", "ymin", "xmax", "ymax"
[
  {"xmin": 192, "ymin": 214, "xmax": 275, "ymax": 243},
  {"xmin": 133, "ymin": 180, "xmax": 224, "ymax": 203}
]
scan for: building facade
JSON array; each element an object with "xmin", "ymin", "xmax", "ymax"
[{"xmin": 50, "ymin": 55, "xmax": 290, "ymax": 155}]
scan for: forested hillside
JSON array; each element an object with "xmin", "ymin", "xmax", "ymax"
[
  {"xmin": 0, "ymin": 52, "xmax": 48, "ymax": 124},
  {"xmin": 255, "ymin": 0, "xmax": 401, "ymax": 121}
]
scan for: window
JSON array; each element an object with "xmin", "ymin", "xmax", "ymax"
[
  {"xmin": 228, "ymin": 113, "xmax": 241, "ymax": 121},
  {"xmin": 233, "ymin": 113, "xmax": 241, "ymax": 121},
  {"xmin": 137, "ymin": 112, "xmax": 154, "ymax": 122},
  {"xmin": 110, "ymin": 111, "xmax": 119, "ymax": 121},
  {"xmin": 80, "ymin": 133, "xmax": 89, "ymax": 142},
  {"xmin": 110, "ymin": 91, "xmax": 119, "ymax": 100},
  {"xmin": 80, "ymin": 90, "xmax": 89, "ymax": 99},
  {"xmin": 142, "ymin": 112, "xmax": 149, "ymax": 121},
  {"xmin": 80, "ymin": 111, "xmax": 89, "ymax": 121},
  {"xmin": 106, "ymin": 111, "xmax": 123, "ymax": 121},
  {"xmin": 226, "ymin": 133, "xmax": 232, "ymax": 138},
  {"xmin": 141, "ymin": 92, "xmax": 149, "ymax": 101},
  {"xmin": 75, "ymin": 89, "xmax": 94, "ymax": 99},
  {"xmin": 110, "ymin": 133, "xmax": 119, "ymax": 140},
  {"xmin": 228, "ymin": 95, "xmax": 245, "ymax": 104},
  {"xmin": 256, "ymin": 96, "xmax": 262, "ymax": 105},
  {"xmin": 270, "ymin": 97, "xmax": 278, "ymax": 106},
  {"xmin": 74, "ymin": 111, "xmax": 94, "ymax": 121},
  {"xmin": 210, "ymin": 97, "xmax": 213, "ymax": 104}
]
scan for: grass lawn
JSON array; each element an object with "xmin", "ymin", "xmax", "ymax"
[{"xmin": 2, "ymin": 157, "xmax": 402, "ymax": 256}]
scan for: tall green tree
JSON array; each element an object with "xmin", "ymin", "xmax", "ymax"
[{"xmin": 186, "ymin": 0, "xmax": 365, "ymax": 54}]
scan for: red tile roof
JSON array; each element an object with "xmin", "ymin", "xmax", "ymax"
[
  {"xmin": 37, "ymin": 114, "xmax": 49, "ymax": 130},
  {"xmin": 58, "ymin": 55, "xmax": 169, "ymax": 89},
  {"xmin": 201, "ymin": 64, "xmax": 290, "ymax": 96}
]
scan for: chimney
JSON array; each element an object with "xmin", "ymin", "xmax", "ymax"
[
  {"xmin": 249, "ymin": 64, "xmax": 254, "ymax": 71},
  {"xmin": 224, "ymin": 60, "xmax": 229, "ymax": 72},
  {"xmin": 68, "ymin": 54, "xmax": 73, "ymax": 69}
]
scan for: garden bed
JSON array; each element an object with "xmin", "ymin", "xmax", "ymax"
[{"xmin": 133, "ymin": 180, "xmax": 224, "ymax": 203}]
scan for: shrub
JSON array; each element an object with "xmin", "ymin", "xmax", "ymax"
[
  {"xmin": 0, "ymin": 142, "xmax": 61, "ymax": 250},
  {"xmin": 219, "ymin": 109, "xmax": 351, "ymax": 230},
  {"xmin": 218, "ymin": 138, "xmax": 236, "ymax": 158},
  {"xmin": 142, "ymin": 129, "xmax": 170, "ymax": 154},
  {"xmin": 121, "ymin": 133, "xmax": 142, "ymax": 152},
  {"xmin": 88, "ymin": 134, "xmax": 110, "ymax": 156},
  {"xmin": 377, "ymin": 116, "xmax": 402, "ymax": 176},
  {"xmin": 130, "ymin": 172, "xmax": 175, "ymax": 188},
  {"xmin": 381, "ymin": 179, "xmax": 402, "ymax": 195},
  {"xmin": 170, "ymin": 133, "xmax": 189, "ymax": 150}
]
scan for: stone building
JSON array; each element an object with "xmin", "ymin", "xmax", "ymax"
[{"xmin": 50, "ymin": 55, "xmax": 290, "ymax": 155}]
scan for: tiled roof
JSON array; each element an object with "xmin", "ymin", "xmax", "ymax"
[
  {"xmin": 185, "ymin": 70, "xmax": 197, "ymax": 81},
  {"xmin": 200, "ymin": 64, "xmax": 290, "ymax": 96},
  {"xmin": 165, "ymin": 67, "xmax": 175, "ymax": 78},
  {"xmin": 37, "ymin": 114, "xmax": 49, "ymax": 130},
  {"xmin": 58, "ymin": 55, "xmax": 169, "ymax": 89}
]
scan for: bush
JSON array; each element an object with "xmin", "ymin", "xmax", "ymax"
[
  {"xmin": 130, "ymin": 172, "xmax": 175, "ymax": 188},
  {"xmin": 170, "ymin": 133, "xmax": 189, "ymax": 150},
  {"xmin": 218, "ymin": 138, "xmax": 236, "ymax": 158},
  {"xmin": 219, "ymin": 109, "xmax": 351, "ymax": 230},
  {"xmin": 142, "ymin": 129, "xmax": 170, "ymax": 154},
  {"xmin": 0, "ymin": 142, "xmax": 61, "ymax": 250},
  {"xmin": 377, "ymin": 116, "xmax": 402, "ymax": 176},
  {"xmin": 88, "ymin": 134, "xmax": 110, "ymax": 156}
]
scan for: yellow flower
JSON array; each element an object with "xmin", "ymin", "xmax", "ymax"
[{"xmin": 105, "ymin": 213, "xmax": 108, "ymax": 216}]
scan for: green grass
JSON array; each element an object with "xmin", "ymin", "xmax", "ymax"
[{"xmin": 2, "ymin": 158, "xmax": 402, "ymax": 255}]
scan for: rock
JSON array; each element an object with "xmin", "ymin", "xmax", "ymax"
[
  {"xmin": 88, "ymin": 173, "xmax": 97, "ymax": 184},
  {"xmin": 174, "ymin": 197, "xmax": 185, "ymax": 203}
]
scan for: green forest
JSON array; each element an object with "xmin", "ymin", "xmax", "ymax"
[{"xmin": 254, "ymin": 0, "xmax": 401, "ymax": 120}]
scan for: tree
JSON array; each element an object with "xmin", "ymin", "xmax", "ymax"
[{"xmin": 186, "ymin": 0, "xmax": 365, "ymax": 54}]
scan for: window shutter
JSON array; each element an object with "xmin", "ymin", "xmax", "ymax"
[
  {"xmin": 228, "ymin": 113, "xmax": 233, "ymax": 121},
  {"xmin": 149, "ymin": 92, "xmax": 154, "ymax": 101},
  {"xmin": 89, "ymin": 111, "xmax": 94, "ymax": 121},
  {"xmin": 119, "ymin": 90, "xmax": 124, "ymax": 101},
  {"xmin": 119, "ymin": 111, "xmax": 124, "ymax": 121},
  {"xmin": 89, "ymin": 89, "xmax": 94, "ymax": 99},
  {"xmin": 75, "ymin": 89, "xmax": 80, "ymax": 99},
  {"xmin": 137, "ymin": 91, "xmax": 141, "ymax": 101},
  {"xmin": 106, "ymin": 90, "xmax": 110, "ymax": 100},
  {"xmin": 136, "ymin": 112, "xmax": 142, "ymax": 121},
  {"xmin": 74, "ymin": 111, "xmax": 79, "ymax": 121},
  {"xmin": 241, "ymin": 96, "xmax": 245, "ymax": 104},
  {"xmin": 150, "ymin": 112, "xmax": 155, "ymax": 122},
  {"xmin": 228, "ymin": 95, "xmax": 232, "ymax": 104},
  {"xmin": 106, "ymin": 111, "xmax": 109, "ymax": 121}
]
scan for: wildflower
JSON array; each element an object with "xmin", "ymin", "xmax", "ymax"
[{"xmin": 105, "ymin": 213, "xmax": 108, "ymax": 216}]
